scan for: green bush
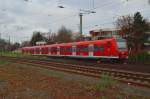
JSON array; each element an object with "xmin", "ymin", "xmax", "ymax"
[
  {"xmin": 128, "ymin": 52, "xmax": 150, "ymax": 64},
  {"xmin": 95, "ymin": 74, "xmax": 118, "ymax": 91},
  {"xmin": 0, "ymin": 51, "xmax": 23, "ymax": 57}
]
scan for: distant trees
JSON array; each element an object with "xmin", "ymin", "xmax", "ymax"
[
  {"xmin": 48, "ymin": 26, "xmax": 73, "ymax": 44},
  {"xmin": 21, "ymin": 41, "xmax": 30, "ymax": 47},
  {"xmin": 116, "ymin": 12, "xmax": 150, "ymax": 54},
  {"xmin": 29, "ymin": 26, "xmax": 74, "ymax": 45},
  {"xmin": 10, "ymin": 43, "xmax": 20, "ymax": 51},
  {"xmin": 30, "ymin": 31, "xmax": 47, "ymax": 46},
  {"xmin": 116, "ymin": 15, "xmax": 134, "ymax": 50},
  {"xmin": 116, "ymin": 15, "xmax": 133, "ymax": 38},
  {"xmin": 132, "ymin": 12, "xmax": 149, "ymax": 53},
  {"xmin": 55, "ymin": 26, "xmax": 73, "ymax": 43},
  {"xmin": 0, "ymin": 39, "xmax": 8, "ymax": 51},
  {"xmin": 0, "ymin": 38, "xmax": 20, "ymax": 51},
  {"xmin": 47, "ymin": 33, "xmax": 57, "ymax": 44}
]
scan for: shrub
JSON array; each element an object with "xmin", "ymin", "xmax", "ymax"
[
  {"xmin": 128, "ymin": 52, "xmax": 150, "ymax": 64},
  {"xmin": 95, "ymin": 74, "xmax": 118, "ymax": 91}
]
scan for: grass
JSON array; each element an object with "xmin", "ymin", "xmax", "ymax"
[
  {"xmin": 30, "ymin": 66, "xmax": 65, "ymax": 79},
  {"xmin": 0, "ymin": 51, "xmax": 27, "ymax": 57},
  {"xmin": 0, "ymin": 61, "xmax": 150, "ymax": 98},
  {"xmin": 95, "ymin": 74, "xmax": 118, "ymax": 91},
  {"xmin": 0, "ymin": 60, "xmax": 9, "ymax": 65},
  {"xmin": 128, "ymin": 52, "xmax": 150, "ymax": 64},
  {"xmin": 94, "ymin": 74, "xmax": 125, "ymax": 99},
  {"xmin": 93, "ymin": 74, "xmax": 150, "ymax": 99}
]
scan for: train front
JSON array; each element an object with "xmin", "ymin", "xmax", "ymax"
[{"xmin": 116, "ymin": 38, "xmax": 128, "ymax": 60}]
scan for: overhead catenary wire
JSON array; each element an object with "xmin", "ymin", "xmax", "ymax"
[
  {"xmin": 47, "ymin": 0, "xmax": 121, "ymax": 25},
  {"xmin": 47, "ymin": 1, "xmax": 113, "ymax": 22},
  {"xmin": 48, "ymin": 0, "xmax": 149, "ymax": 30},
  {"xmin": 1, "ymin": 0, "xmax": 149, "ymax": 39}
]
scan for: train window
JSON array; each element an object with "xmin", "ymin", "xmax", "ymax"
[
  {"xmin": 42, "ymin": 48, "xmax": 44, "ymax": 53},
  {"xmin": 32, "ymin": 49, "xmax": 34, "ymax": 53},
  {"xmin": 60, "ymin": 48, "xmax": 63, "ymax": 52},
  {"xmin": 116, "ymin": 38, "xmax": 127, "ymax": 51},
  {"xmin": 36, "ymin": 49, "xmax": 38, "ymax": 52},
  {"xmin": 72, "ymin": 47, "xmax": 76, "ymax": 52},
  {"xmin": 76, "ymin": 48, "xmax": 80, "ymax": 52},
  {"xmin": 83, "ymin": 47, "xmax": 88, "ymax": 52},
  {"xmin": 53, "ymin": 48, "xmax": 56, "ymax": 52},
  {"xmin": 57, "ymin": 48, "xmax": 60, "ymax": 52},
  {"xmin": 38, "ymin": 48, "xmax": 41, "ymax": 52},
  {"xmin": 78, "ymin": 46, "xmax": 87, "ymax": 52},
  {"xmin": 69, "ymin": 48, "xmax": 72, "ymax": 52},
  {"xmin": 63, "ymin": 48, "xmax": 66, "ymax": 52},
  {"xmin": 67, "ymin": 48, "xmax": 70, "ymax": 52},
  {"xmin": 48, "ymin": 48, "xmax": 51, "ymax": 52},
  {"xmin": 80, "ymin": 47, "xmax": 83, "ymax": 52},
  {"xmin": 37, "ymin": 49, "xmax": 39, "ymax": 53},
  {"xmin": 51, "ymin": 48, "xmax": 56, "ymax": 52},
  {"xmin": 60, "ymin": 48, "xmax": 65, "ymax": 52},
  {"xmin": 30, "ymin": 49, "xmax": 32, "ymax": 53},
  {"xmin": 100, "ymin": 45, "xmax": 104, "ymax": 52},
  {"xmin": 94, "ymin": 46, "xmax": 99, "ymax": 52},
  {"xmin": 66, "ymin": 48, "xmax": 70, "ymax": 52},
  {"xmin": 70, "ymin": 48, "xmax": 72, "ymax": 52},
  {"xmin": 89, "ymin": 46, "xmax": 93, "ymax": 51},
  {"xmin": 107, "ymin": 41, "xmax": 111, "ymax": 48}
]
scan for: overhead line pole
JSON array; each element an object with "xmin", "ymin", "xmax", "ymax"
[{"xmin": 79, "ymin": 13, "xmax": 83, "ymax": 36}]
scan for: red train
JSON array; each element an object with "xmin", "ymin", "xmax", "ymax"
[{"xmin": 21, "ymin": 38, "xmax": 128, "ymax": 61}]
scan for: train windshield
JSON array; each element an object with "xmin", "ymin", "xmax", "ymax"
[{"xmin": 116, "ymin": 38, "xmax": 127, "ymax": 51}]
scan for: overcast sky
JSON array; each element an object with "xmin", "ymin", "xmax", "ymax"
[{"xmin": 0, "ymin": 0, "xmax": 149, "ymax": 43}]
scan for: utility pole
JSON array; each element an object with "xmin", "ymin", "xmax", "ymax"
[
  {"xmin": 8, "ymin": 35, "xmax": 10, "ymax": 51},
  {"xmin": 8, "ymin": 35, "xmax": 10, "ymax": 44},
  {"xmin": 79, "ymin": 13, "xmax": 83, "ymax": 36}
]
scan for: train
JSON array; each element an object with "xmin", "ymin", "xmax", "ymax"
[{"xmin": 21, "ymin": 38, "xmax": 128, "ymax": 62}]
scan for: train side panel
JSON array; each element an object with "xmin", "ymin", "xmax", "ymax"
[{"xmin": 21, "ymin": 38, "xmax": 128, "ymax": 60}]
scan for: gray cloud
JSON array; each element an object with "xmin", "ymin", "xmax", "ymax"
[{"xmin": 0, "ymin": 0, "xmax": 149, "ymax": 43}]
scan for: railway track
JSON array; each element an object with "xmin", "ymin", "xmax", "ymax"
[
  {"xmin": 0, "ymin": 56, "xmax": 150, "ymax": 88},
  {"xmin": 12, "ymin": 55, "xmax": 150, "ymax": 73}
]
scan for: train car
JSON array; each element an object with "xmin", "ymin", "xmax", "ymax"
[{"xmin": 21, "ymin": 38, "xmax": 128, "ymax": 61}]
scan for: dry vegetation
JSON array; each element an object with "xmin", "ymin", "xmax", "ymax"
[{"xmin": 0, "ymin": 61, "xmax": 149, "ymax": 99}]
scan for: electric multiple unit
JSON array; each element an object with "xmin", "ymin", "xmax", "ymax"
[{"xmin": 21, "ymin": 38, "xmax": 128, "ymax": 60}]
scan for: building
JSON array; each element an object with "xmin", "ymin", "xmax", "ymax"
[
  {"xmin": 89, "ymin": 28, "xmax": 122, "ymax": 40},
  {"xmin": 144, "ymin": 31, "xmax": 150, "ymax": 53}
]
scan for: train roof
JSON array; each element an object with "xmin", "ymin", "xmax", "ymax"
[{"xmin": 22, "ymin": 38, "xmax": 116, "ymax": 49}]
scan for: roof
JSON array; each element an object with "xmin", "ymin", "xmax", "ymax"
[{"xmin": 22, "ymin": 38, "xmax": 115, "ymax": 49}]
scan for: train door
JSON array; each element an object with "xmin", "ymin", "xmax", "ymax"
[
  {"xmin": 72, "ymin": 46, "xmax": 76, "ymax": 56},
  {"xmin": 103, "ymin": 41, "xmax": 111, "ymax": 57},
  {"xmin": 57, "ymin": 46, "xmax": 60, "ymax": 55},
  {"xmin": 33, "ymin": 48, "xmax": 35, "ymax": 54},
  {"xmin": 89, "ymin": 44, "xmax": 93, "ymax": 57},
  {"xmin": 39, "ymin": 47, "xmax": 42, "ymax": 55},
  {"xmin": 41, "ymin": 47, "xmax": 44, "ymax": 54},
  {"xmin": 48, "ymin": 47, "xmax": 51, "ymax": 55},
  {"xmin": 107, "ymin": 41, "xmax": 111, "ymax": 56}
]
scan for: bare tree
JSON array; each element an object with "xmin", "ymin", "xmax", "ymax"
[
  {"xmin": 116, "ymin": 12, "xmax": 150, "ymax": 54},
  {"xmin": 30, "ymin": 31, "xmax": 47, "ymax": 46},
  {"xmin": 21, "ymin": 41, "xmax": 30, "ymax": 47},
  {"xmin": 132, "ymin": 12, "xmax": 149, "ymax": 53},
  {"xmin": 56, "ymin": 26, "xmax": 73, "ymax": 43},
  {"xmin": 0, "ymin": 39, "xmax": 7, "ymax": 51},
  {"xmin": 10, "ymin": 42, "xmax": 20, "ymax": 51},
  {"xmin": 116, "ymin": 15, "xmax": 134, "ymax": 38},
  {"xmin": 47, "ymin": 33, "xmax": 58, "ymax": 44}
]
